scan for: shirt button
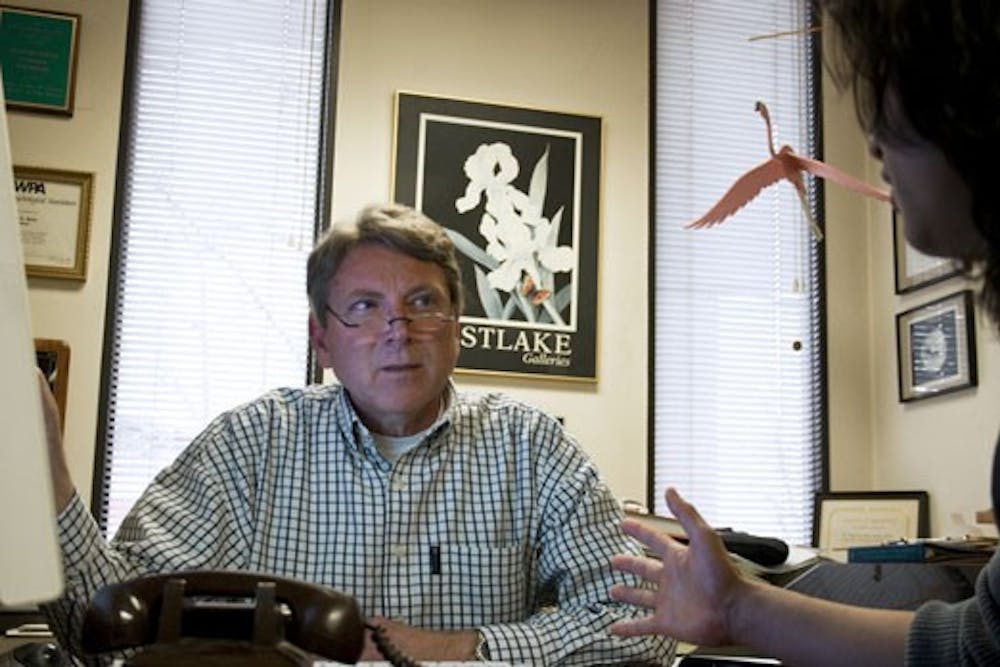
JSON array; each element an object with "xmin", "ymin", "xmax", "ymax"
[
  {"xmin": 390, "ymin": 544, "xmax": 407, "ymax": 559},
  {"xmin": 391, "ymin": 476, "xmax": 405, "ymax": 492}
]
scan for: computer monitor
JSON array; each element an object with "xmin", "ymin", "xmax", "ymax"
[{"xmin": 0, "ymin": 73, "xmax": 64, "ymax": 607}]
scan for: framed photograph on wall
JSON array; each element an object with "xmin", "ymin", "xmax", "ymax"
[
  {"xmin": 893, "ymin": 211, "xmax": 962, "ymax": 294},
  {"xmin": 0, "ymin": 6, "xmax": 81, "ymax": 116},
  {"xmin": 14, "ymin": 165, "xmax": 93, "ymax": 280},
  {"xmin": 896, "ymin": 290, "xmax": 977, "ymax": 402},
  {"xmin": 393, "ymin": 91, "xmax": 601, "ymax": 382},
  {"xmin": 813, "ymin": 491, "xmax": 929, "ymax": 550},
  {"xmin": 34, "ymin": 338, "xmax": 70, "ymax": 431}
]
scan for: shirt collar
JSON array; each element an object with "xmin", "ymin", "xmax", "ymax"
[{"xmin": 337, "ymin": 380, "xmax": 456, "ymax": 455}]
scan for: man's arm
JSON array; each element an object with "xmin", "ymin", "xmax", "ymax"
[
  {"xmin": 611, "ymin": 487, "xmax": 912, "ymax": 667},
  {"xmin": 37, "ymin": 387, "xmax": 254, "ymax": 659},
  {"xmin": 36, "ymin": 369, "xmax": 74, "ymax": 512},
  {"xmin": 475, "ymin": 425, "xmax": 675, "ymax": 665},
  {"xmin": 359, "ymin": 617, "xmax": 478, "ymax": 662}
]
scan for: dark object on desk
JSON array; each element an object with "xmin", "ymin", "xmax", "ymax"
[
  {"xmin": 81, "ymin": 570, "xmax": 369, "ymax": 666},
  {"xmin": 715, "ymin": 530, "xmax": 789, "ymax": 567},
  {"xmin": 680, "ymin": 655, "xmax": 781, "ymax": 666},
  {"xmin": 0, "ymin": 642, "xmax": 71, "ymax": 667},
  {"xmin": 785, "ymin": 561, "xmax": 984, "ymax": 610},
  {"xmin": 623, "ymin": 510, "xmax": 790, "ymax": 567}
]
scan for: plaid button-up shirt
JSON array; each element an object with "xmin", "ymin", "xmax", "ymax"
[{"xmin": 45, "ymin": 383, "xmax": 674, "ymax": 665}]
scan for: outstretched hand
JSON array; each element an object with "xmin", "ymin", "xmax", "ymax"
[{"xmin": 609, "ymin": 487, "xmax": 749, "ymax": 647}]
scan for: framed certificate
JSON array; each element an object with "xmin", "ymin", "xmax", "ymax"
[
  {"xmin": 813, "ymin": 491, "xmax": 929, "ymax": 550},
  {"xmin": 14, "ymin": 166, "xmax": 93, "ymax": 280},
  {"xmin": 0, "ymin": 6, "xmax": 81, "ymax": 116}
]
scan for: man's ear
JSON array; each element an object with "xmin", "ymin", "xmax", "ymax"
[
  {"xmin": 308, "ymin": 313, "xmax": 332, "ymax": 368},
  {"xmin": 451, "ymin": 320, "xmax": 461, "ymax": 365}
]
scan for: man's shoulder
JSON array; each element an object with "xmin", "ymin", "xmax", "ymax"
[
  {"xmin": 452, "ymin": 389, "xmax": 551, "ymax": 420},
  {"xmin": 208, "ymin": 383, "xmax": 346, "ymax": 429},
  {"xmin": 235, "ymin": 383, "xmax": 344, "ymax": 410}
]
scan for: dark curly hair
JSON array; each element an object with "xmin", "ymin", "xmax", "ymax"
[{"xmin": 820, "ymin": 0, "xmax": 1000, "ymax": 328}]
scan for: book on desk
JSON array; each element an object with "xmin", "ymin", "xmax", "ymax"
[{"xmin": 846, "ymin": 536, "xmax": 997, "ymax": 564}]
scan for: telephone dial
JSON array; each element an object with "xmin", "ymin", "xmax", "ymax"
[{"xmin": 81, "ymin": 570, "xmax": 419, "ymax": 666}]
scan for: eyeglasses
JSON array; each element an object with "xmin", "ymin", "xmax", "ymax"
[{"xmin": 325, "ymin": 304, "xmax": 455, "ymax": 336}]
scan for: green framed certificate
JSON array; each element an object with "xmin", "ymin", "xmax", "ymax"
[{"xmin": 0, "ymin": 6, "xmax": 81, "ymax": 115}]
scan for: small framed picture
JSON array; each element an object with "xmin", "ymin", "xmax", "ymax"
[
  {"xmin": 0, "ymin": 5, "xmax": 81, "ymax": 116},
  {"xmin": 34, "ymin": 338, "xmax": 70, "ymax": 431},
  {"xmin": 14, "ymin": 165, "xmax": 93, "ymax": 280},
  {"xmin": 896, "ymin": 290, "xmax": 977, "ymax": 402},
  {"xmin": 813, "ymin": 491, "xmax": 929, "ymax": 550},
  {"xmin": 893, "ymin": 211, "xmax": 962, "ymax": 294}
]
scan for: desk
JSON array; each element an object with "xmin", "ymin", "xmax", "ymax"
[
  {"xmin": 675, "ymin": 559, "xmax": 989, "ymax": 666},
  {"xmin": 784, "ymin": 560, "xmax": 984, "ymax": 609}
]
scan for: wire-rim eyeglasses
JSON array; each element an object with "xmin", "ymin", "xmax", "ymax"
[{"xmin": 325, "ymin": 305, "xmax": 455, "ymax": 335}]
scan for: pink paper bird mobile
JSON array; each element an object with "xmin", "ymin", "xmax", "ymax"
[{"xmin": 685, "ymin": 101, "xmax": 890, "ymax": 241}]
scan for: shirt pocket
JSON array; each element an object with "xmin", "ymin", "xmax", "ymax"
[{"xmin": 435, "ymin": 542, "xmax": 529, "ymax": 627}]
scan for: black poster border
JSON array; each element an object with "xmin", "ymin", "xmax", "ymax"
[{"xmin": 393, "ymin": 91, "xmax": 601, "ymax": 383}]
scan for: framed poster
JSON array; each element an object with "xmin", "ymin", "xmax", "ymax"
[
  {"xmin": 893, "ymin": 211, "xmax": 962, "ymax": 294},
  {"xmin": 0, "ymin": 6, "xmax": 81, "ymax": 116},
  {"xmin": 14, "ymin": 165, "xmax": 93, "ymax": 280},
  {"xmin": 393, "ymin": 92, "xmax": 601, "ymax": 382},
  {"xmin": 813, "ymin": 491, "xmax": 929, "ymax": 550},
  {"xmin": 896, "ymin": 290, "xmax": 977, "ymax": 402}
]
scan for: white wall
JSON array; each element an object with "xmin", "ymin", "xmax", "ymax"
[
  {"xmin": 333, "ymin": 0, "xmax": 652, "ymax": 501},
  {"xmin": 16, "ymin": 0, "xmax": 129, "ymax": 506}
]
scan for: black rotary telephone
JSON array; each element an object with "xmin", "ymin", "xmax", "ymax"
[{"xmin": 81, "ymin": 571, "xmax": 420, "ymax": 666}]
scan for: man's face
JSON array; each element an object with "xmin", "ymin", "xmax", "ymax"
[{"xmin": 309, "ymin": 243, "xmax": 460, "ymax": 436}]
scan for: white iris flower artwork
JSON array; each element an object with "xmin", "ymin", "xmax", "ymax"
[{"xmin": 448, "ymin": 141, "xmax": 577, "ymax": 327}]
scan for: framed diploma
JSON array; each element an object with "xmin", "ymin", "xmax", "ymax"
[
  {"xmin": 812, "ymin": 491, "xmax": 929, "ymax": 550},
  {"xmin": 14, "ymin": 166, "xmax": 93, "ymax": 280}
]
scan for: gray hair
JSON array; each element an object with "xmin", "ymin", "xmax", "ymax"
[{"xmin": 307, "ymin": 203, "xmax": 465, "ymax": 324}]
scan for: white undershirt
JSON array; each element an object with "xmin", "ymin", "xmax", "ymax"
[{"xmin": 372, "ymin": 394, "xmax": 449, "ymax": 463}]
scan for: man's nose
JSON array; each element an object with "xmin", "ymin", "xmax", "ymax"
[{"xmin": 385, "ymin": 315, "xmax": 412, "ymax": 330}]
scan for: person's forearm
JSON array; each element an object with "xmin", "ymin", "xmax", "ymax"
[
  {"xmin": 37, "ymin": 368, "xmax": 76, "ymax": 512},
  {"xmin": 50, "ymin": 457, "xmax": 75, "ymax": 512},
  {"xmin": 730, "ymin": 578, "xmax": 913, "ymax": 667}
]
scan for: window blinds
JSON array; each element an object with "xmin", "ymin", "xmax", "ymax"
[
  {"xmin": 96, "ymin": 1, "xmax": 332, "ymax": 537},
  {"xmin": 652, "ymin": 1, "xmax": 824, "ymax": 546}
]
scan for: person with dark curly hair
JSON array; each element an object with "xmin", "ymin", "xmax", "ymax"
[{"xmin": 609, "ymin": 2, "xmax": 1000, "ymax": 665}]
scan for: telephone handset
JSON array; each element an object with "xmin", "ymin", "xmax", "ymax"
[{"xmin": 80, "ymin": 570, "xmax": 417, "ymax": 666}]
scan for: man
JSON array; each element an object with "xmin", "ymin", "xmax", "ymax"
[{"xmin": 41, "ymin": 203, "xmax": 674, "ymax": 664}]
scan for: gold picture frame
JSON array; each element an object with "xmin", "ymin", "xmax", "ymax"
[
  {"xmin": 14, "ymin": 165, "xmax": 93, "ymax": 280},
  {"xmin": 813, "ymin": 491, "xmax": 929, "ymax": 550}
]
